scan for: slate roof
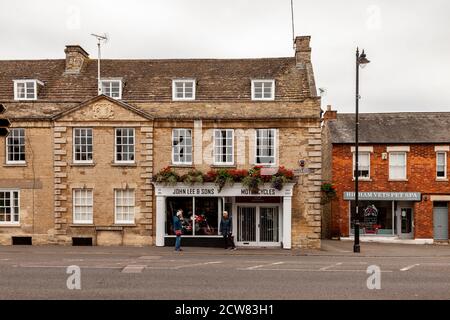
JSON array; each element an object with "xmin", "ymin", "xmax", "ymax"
[
  {"xmin": 328, "ymin": 112, "xmax": 450, "ymax": 144},
  {"xmin": 0, "ymin": 57, "xmax": 314, "ymax": 102}
]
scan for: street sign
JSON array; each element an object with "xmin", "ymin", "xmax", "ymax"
[{"xmin": 293, "ymin": 167, "xmax": 311, "ymax": 175}]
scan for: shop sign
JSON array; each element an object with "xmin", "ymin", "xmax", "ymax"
[{"xmin": 343, "ymin": 191, "xmax": 421, "ymax": 201}]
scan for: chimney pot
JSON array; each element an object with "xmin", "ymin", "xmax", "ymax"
[
  {"xmin": 64, "ymin": 45, "xmax": 89, "ymax": 74},
  {"xmin": 323, "ymin": 105, "xmax": 337, "ymax": 121}
]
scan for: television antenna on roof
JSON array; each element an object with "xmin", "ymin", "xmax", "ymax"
[{"xmin": 90, "ymin": 33, "xmax": 109, "ymax": 95}]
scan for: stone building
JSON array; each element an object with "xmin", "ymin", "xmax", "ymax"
[
  {"xmin": 322, "ymin": 107, "xmax": 450, "ymax": 243},
  {"xmin": 0, "ymin": 36, "xmax": 322, "ymax": 248}
]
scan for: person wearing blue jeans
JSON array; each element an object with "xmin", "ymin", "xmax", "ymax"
[{"xmin": 173, "ymin": 210, "xmax": 183, "ymax": 251}]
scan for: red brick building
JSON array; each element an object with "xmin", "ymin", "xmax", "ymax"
[{"xmin": 322, "ymin": 108, "xmax": 450, "ymax": 243}]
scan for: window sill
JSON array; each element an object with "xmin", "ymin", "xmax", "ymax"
[
  {"xmin": 111, "ymin": 162, "xmax": 137, "ymax": 167},
  {"xmin": 113, "ymin": 224, "xmax": 136, "ymax": 227},
  {"xmin": 4, "ymin": 163, "xmax": 27, "ymax": 167},
  {"xmin": 171, "ymin": 164, "xmax": 194, "ymax": 168},
  {"xmin": 211, "ymin": 164, "xmax": 237, "ymax": 168},
  {"xmin": 70, "ymin": 224, "xmax": 95, "ymax": 227},
  {"xmin": 0, "ymin": 224, "xmax": 21, "ymax": 228},
  {"xmin": 436, "ymin": 178, "xmax": 449, "ymax": 182},
  {"xmin": 70, "ymin": 162, "xmax": 96, "ymax": 167},
  {"xmin": 388, "ymin": 179, "xmax": 408, "ymax": 182}
]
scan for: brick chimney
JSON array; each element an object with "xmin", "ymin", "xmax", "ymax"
[
  {"xmin": 294, "ymin": 36, "xmax": 311, "ymax": 65},
  {"xmin": 323, "ymin": 105, "xmax": 337, "ymax": 121},
  {"xmin": 64, "ymin": 45, "xmax": 89, "ymax": 74}
]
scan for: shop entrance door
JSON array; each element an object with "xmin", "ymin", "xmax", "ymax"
[
  {"xmin": 399, "ymin": 208, "xmax": 414, "ymax": 239},
  {"xmin": 433, "ymin": 203, "xmax": 449, "ymax": 240},
  {"xmin": 236, "ymin": 205, "xmax": 281, "ymax": 246}
]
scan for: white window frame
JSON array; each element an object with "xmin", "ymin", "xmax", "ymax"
[
  {"xmin": 172, "ymin": 79, "xmax": 196, "ymax": 101},
  {"xmin": 13, "ymin": 80, "xmax": 42, "ymax": 101},
  {"xmin": 389, "ymin": 152, "xmax": 407, "ymax": 180},
  {"xmin": 6, "ymin": 128, "xmax": 26, "ymax": 165},
  {"xmin": 255, "ymin": 129, "xmax": 277, "ymax": 166},
  {"xmin": 73, "ymin": 128, "xmax": 93, "ymax": 164},
  {"xmin": 213, "ymin": 129, "xmax": 234, "ymax": 165},
  {"xmin": 0, "ymin": 190, "xmax": 20, "ymax": 225},
  {"xmin": 352, "ymin": 152, "xmax": 371, "ymax": 180},
  {"xmin": 436, "ymin": 151, "xmax": 447, "ymax": 180},
  {"xmin": 251, "ymin": 79, "xmax": 275, "ymax": 101},
  {"xmin": 115, "ymin": 189, "xmax": 135, "ymax": 224},
  {"xmin": 114, "ymin": 128, "xmax": 135, "ymax": 164},
  {"xmin": 172, "ymin": 128, "xmax": 193, "ymax": 165},
  {"xmin": 100, "ymin": 79, "xmax": 122, "ymax": 99},
  {"xmin": 72, "ymin": 189, "xmax": 93, "ymax": 224}
]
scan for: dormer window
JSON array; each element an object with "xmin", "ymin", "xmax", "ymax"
[
  {"xmin": 101, "ymin": 80, "xmax": 122, "ymax": 99},
  {"xmin": 172, "ymin": 79, "xmax": 196, "ymax": 101},
  {"xmin": 13, "ymin": 80, "xmax": 43, "ymax": 100},
  {"xmin": 251, "ymin": 79, "xmax": 275, "ymax": 101}
]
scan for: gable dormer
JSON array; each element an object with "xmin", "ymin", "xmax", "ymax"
[{"xmin": 13, "ymin": 79, "xmax": 44, "ymax": 101}]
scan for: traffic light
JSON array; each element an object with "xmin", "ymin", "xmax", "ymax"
[{"xmin": 0, "ymin": 104, "xmax": 11, "ymax": 137}]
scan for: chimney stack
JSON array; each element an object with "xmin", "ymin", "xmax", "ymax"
[
  {"xmin": 294, "ymin": 36, "xmax": 311, "ymax": 65},
  {"xmin": 64, "ymin": 45, "xmax": 89, "ymax": 74},
  {"xmin": 323, "ymin": 105, "xmax": 337, "ymax": 121}
]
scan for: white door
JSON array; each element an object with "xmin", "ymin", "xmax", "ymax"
[{"xmin": 236, "ymin": 205, "xmax": 281, "ymax": 247}]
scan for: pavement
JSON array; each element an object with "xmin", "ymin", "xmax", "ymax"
[{"xmin": 0, "ymin": 240, "xmax": 449, "ymax": 299}]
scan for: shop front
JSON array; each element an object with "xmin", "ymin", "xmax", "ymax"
[
  {"xmin": 343, "ymin": 191, "xmax": 421, "ymax": 238},
  {"xmin": 153, "ymin": 183, "xmax": 295, "ymax": 248}
]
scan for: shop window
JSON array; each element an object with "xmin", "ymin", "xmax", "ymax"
[
  {"xmin": 165, "ymin": 197, "xmax": 221, "ymax": 236},
  {"xmin": 352, "ymin": 152, "xmax": 370, "ymax": 179},
  {"xmin": 350, "ymin": 201, "xmax": 394, "ymax": 236}
]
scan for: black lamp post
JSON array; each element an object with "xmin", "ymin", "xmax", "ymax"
[{"xmin": 354, "ymin": 48, "xmax": 370, "ymax": 253}]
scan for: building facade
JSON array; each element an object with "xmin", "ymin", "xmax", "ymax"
[
  {"xmin": 0, "ymin": 36, "xmax": 322, "ymax": 248},
  {"xmin": 322, "ymin": 108, "xmax": 450, "ymax": 243}
]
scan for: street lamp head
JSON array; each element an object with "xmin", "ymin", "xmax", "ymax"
[{"xmin": 358, "ymin": 50, "xmax": 370, "ymax": 68}]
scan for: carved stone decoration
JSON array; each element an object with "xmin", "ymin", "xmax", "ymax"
[{"xmin": 92, "ymin": 103, "xmax": 115, "ymax": 119}]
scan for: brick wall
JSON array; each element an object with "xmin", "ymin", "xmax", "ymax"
[{"xmin": 329, "ymin": 143, "xmax": 450, "ymax": 239}]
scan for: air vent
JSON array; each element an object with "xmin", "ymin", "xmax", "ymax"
[
  {"xmin": 72, "ymin": 237, "xmax": 93, "ymax": 246},
  {"xmin": 12, "ymin": 236, "xmax": 32, "ymax": 245}
]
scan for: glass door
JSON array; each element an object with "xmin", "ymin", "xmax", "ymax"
[
  {"xmin": 399, "ymin": 208, "xmax": 413, "ymax": 238},
  {"xmin": 237, "ymin": 206, "xmax": 256, "ymax": 243},
  {"xmin": 236, "ymin": 205, "xmax": 280, "ymax": 246},
  {"xmin": 259, "ymin": 207, "xmax": 280, "ymax": 244}
]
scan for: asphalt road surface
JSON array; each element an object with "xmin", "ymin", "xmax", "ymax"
[{"xmin": 0, "ymin": 242, "xmax": 449, "ymax": 299}]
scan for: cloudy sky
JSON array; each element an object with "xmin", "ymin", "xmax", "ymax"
[{"xmin": 1, "ymin": 0, "xmax": 449, "ymax": 113}]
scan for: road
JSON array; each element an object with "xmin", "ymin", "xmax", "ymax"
[{"xmin": 0, "ymin": 241, "xmax": 449, "ymax": 299}]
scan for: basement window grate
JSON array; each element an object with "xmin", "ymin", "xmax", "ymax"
[
  {"xmin": 12, "ymin": 236, "xmax": 32, "ymax": 245},
  {"xmin": 72, "ymin": 237, "xmax": 93, "ymax": 246}
]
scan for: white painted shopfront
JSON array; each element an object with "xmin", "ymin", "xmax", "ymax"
[{"xmin": 153, "ymin": 183, "xmax": 295, "ymax": 249}]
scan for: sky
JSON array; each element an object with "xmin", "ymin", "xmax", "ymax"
[{"xmin": 1, "ymin": 0, "xmax": 449, "ymax": 113}]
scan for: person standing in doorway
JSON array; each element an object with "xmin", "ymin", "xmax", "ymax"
[
  {"xmin": 173, "ymin": 209, "xmax": 183, "ymax": 252},
  {"xmin": 220, "ymin": 211, "xmax": 236, "ymax": 250}
]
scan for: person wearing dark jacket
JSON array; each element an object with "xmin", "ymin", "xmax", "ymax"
[
  {"xmin": 173, "ymin": 209, "xmax": 183, "ymax": 251},
  {"xmin": 220, "ymin": 211, "xmax": 236, "ymax": 250}
]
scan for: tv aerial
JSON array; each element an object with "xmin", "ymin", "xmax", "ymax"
[{"xmin": 90, "ymin": 33, "xmax": 109, "ymax": 95}]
